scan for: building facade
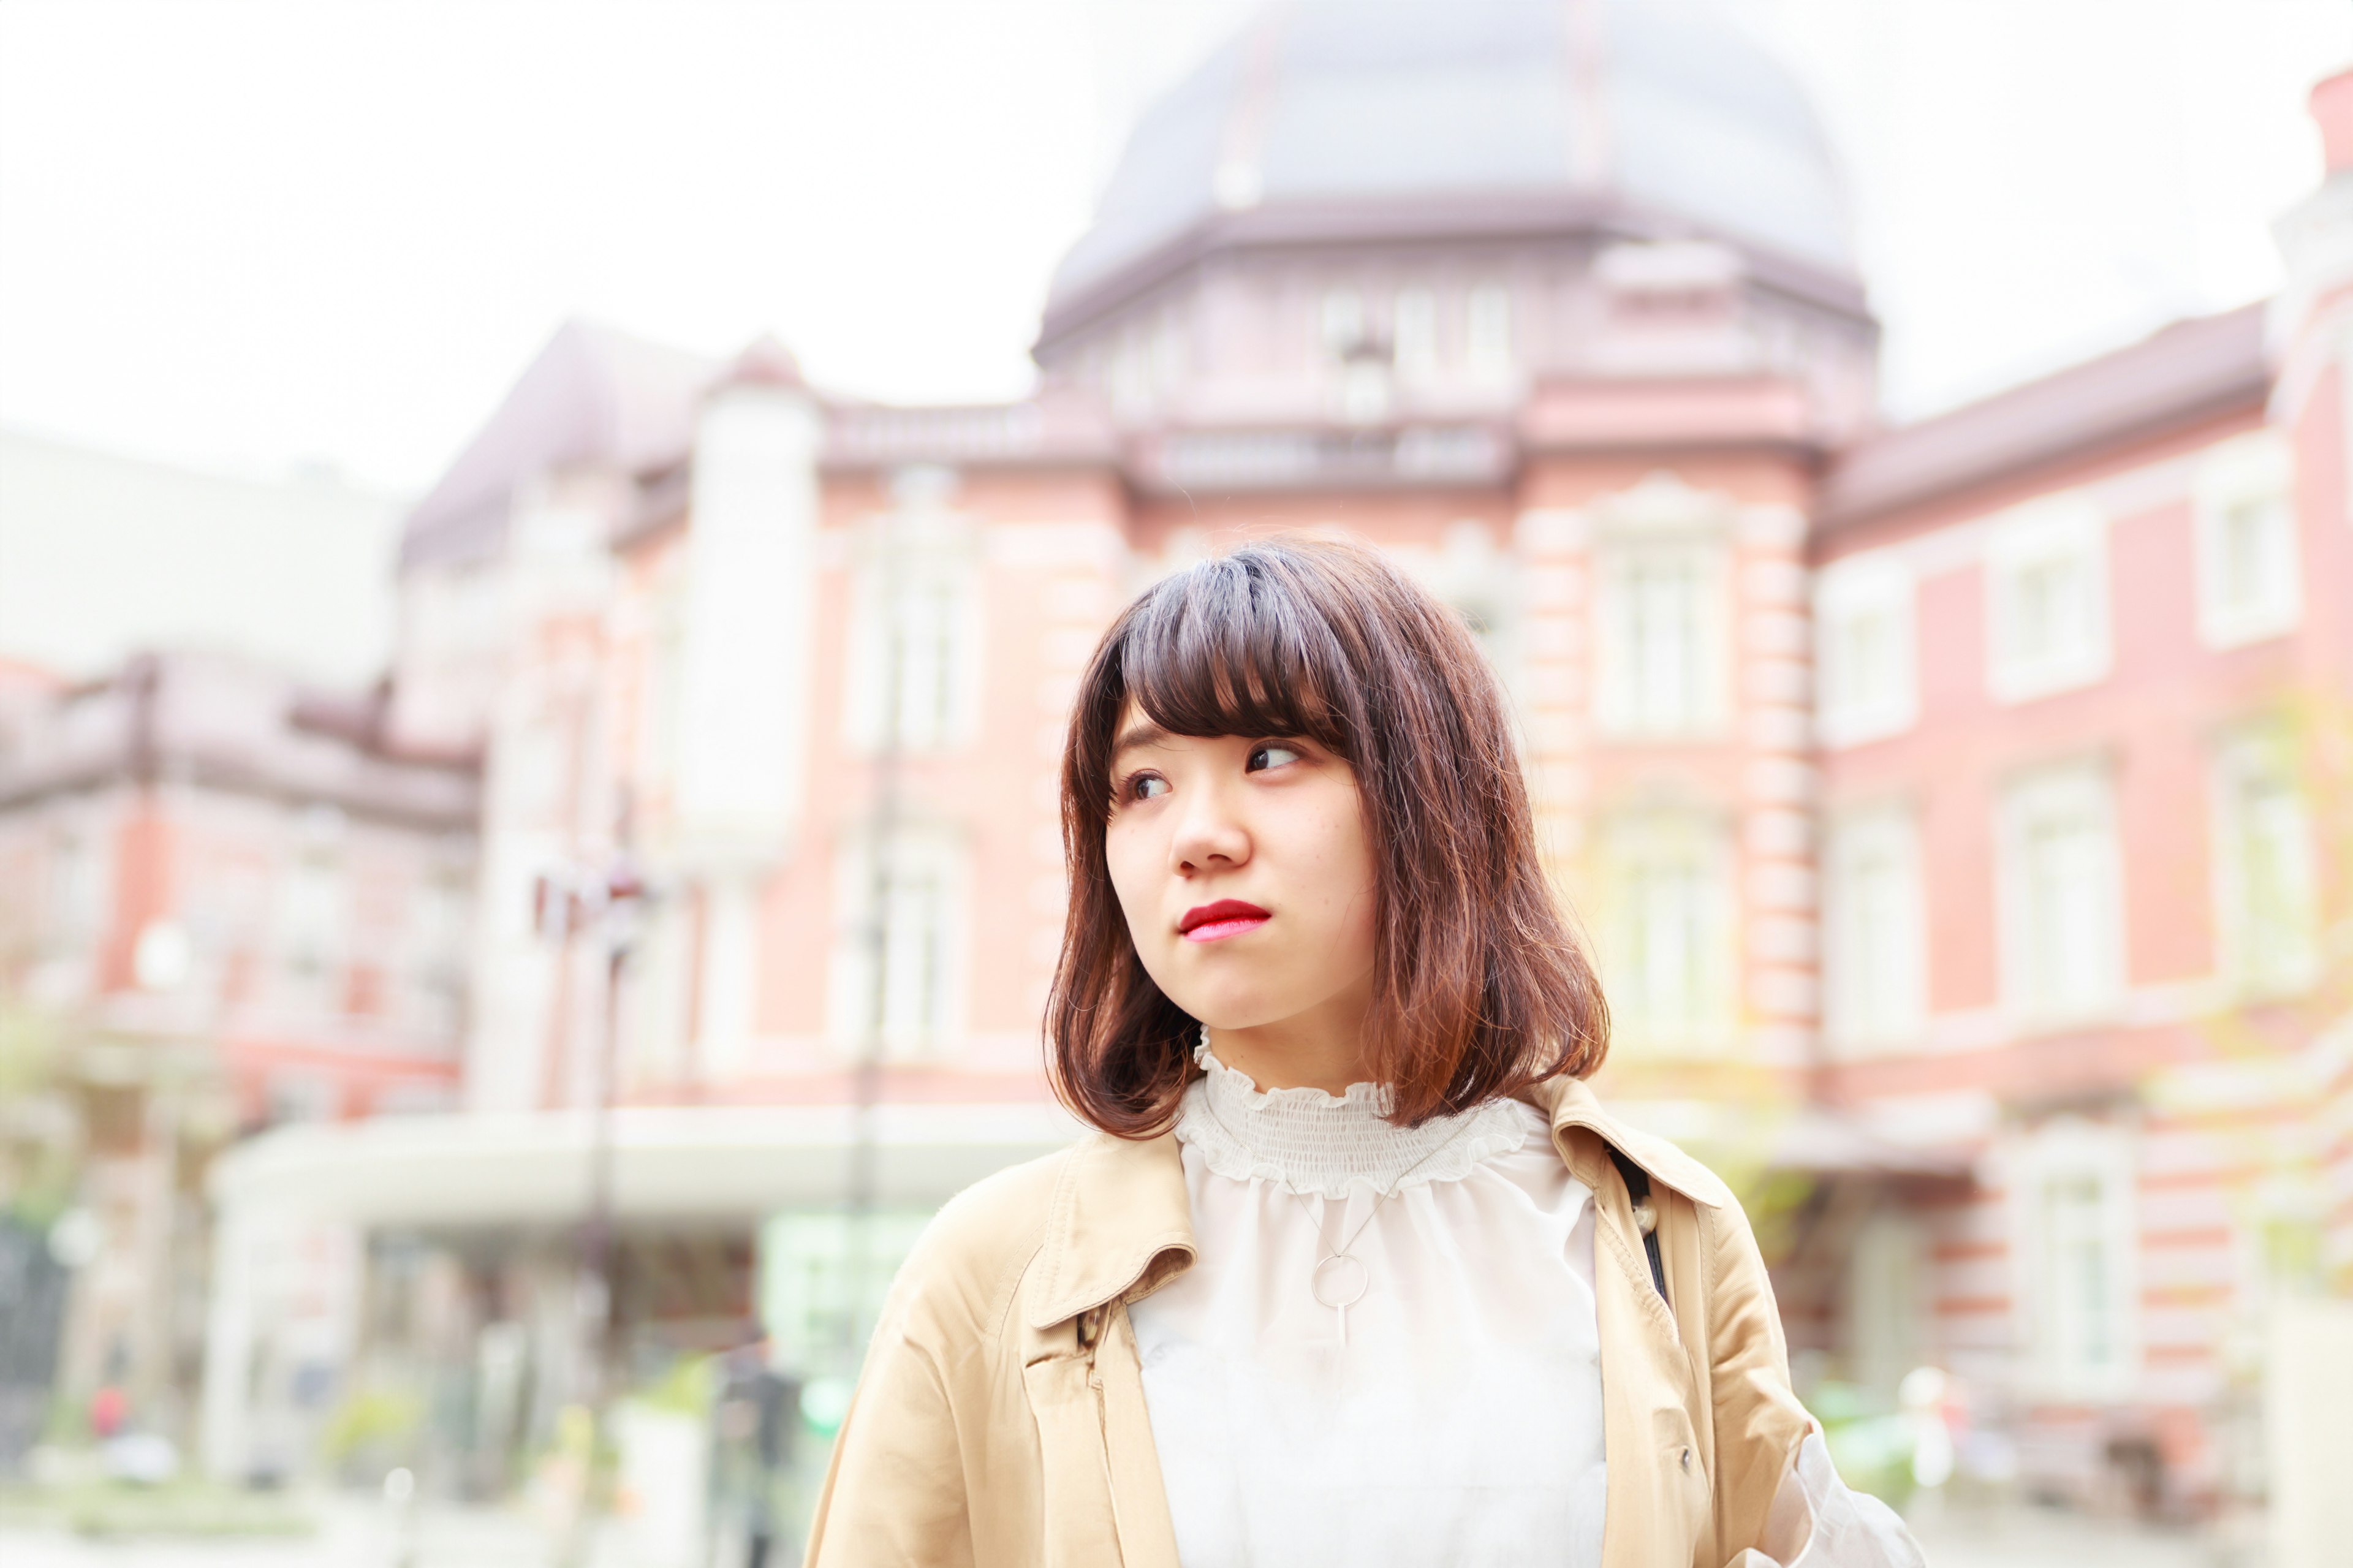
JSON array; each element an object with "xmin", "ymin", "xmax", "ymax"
[
  {"xmin": 0, "ymin": 651, "xmax": 476, "ymax": 1460},
  {"xmin": 199, "ymin": 0, "xmax": 2349, "ymax": 1516}
]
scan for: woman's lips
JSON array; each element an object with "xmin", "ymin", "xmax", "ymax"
[{"xmin": 1179, "ymin": 898, "xmax": 1271, "ymax": 943}]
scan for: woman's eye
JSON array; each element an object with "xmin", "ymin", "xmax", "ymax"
[
  {"xmin": 1246, "ymin": 744, "xmax": 1303, "ymax": 773},
  {"xmin": 1130, "ymin": 774, "xmax": 1170, "ymax": 801}
]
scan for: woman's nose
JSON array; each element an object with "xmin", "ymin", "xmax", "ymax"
[{"xmin": 1170, "ymin": 789, "xmax": 1250, "ymax": 873}]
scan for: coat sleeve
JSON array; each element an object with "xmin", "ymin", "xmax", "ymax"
[
  {"xmin": 803, "ymin": 1320, "xmax": 976, "ymax": 1568},
  {"xmin": 1702, "ymin": 1199, "xmax": 1927, "ymax": 1568},
  {"xmin": 1700, "ymin": 1192, "xmax": 1817, "ymax": 1557}
]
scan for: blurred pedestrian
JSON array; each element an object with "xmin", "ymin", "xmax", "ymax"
[
  {"xmin": 711, "ymin": 1338, "xmax": 798, "ymax": 1568},
  {"xmin": 88, "ymin": 1383, "xmax": 126, "ymax": 1440}
]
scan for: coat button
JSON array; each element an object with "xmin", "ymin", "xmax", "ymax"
[{"xmin": 1680, "ymin": 1448, "xmax": 1693, "ymax": 1473}]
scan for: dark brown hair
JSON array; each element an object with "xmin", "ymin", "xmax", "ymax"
[{"xmin": 1047, "ymin": 536, "xmax": 1608, "ymax": 1137}]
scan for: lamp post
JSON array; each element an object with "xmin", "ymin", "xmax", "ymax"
[{"xmin": 535, "ymin": 850, "xmax": 648, "ymax": 1568}]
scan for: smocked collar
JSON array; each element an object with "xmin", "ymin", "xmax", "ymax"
[
  {"xmin": 1024, "ymin": 1067, "xmax": 1728, "ymax": 1331},
  {"xmin": 1175, "ymin": 1042, "xmax": 1531, "ymax": 1199}
]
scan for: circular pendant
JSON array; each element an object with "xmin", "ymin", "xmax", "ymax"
[{"xmin": 1310, "ymin": 1253, "xmax": 1370, "ymax": 1311}]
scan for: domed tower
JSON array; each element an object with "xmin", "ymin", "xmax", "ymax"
[
  {"xmin": 1036, "ymin": 0, "xmax": 1874, "ymax": 447},
  {"xmin": 1021, "ymin": 0, "xmax": 1870, "ymax": 1094}
]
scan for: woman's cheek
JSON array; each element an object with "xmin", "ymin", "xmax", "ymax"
[{"xmin": 1104, "ymin": 830, "xmax": 1178, "ymax": 977}]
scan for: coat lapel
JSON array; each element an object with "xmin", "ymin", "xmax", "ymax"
[
  {"xmin": 1019, "ymin": 1132, "xmax": 1194, "ymax": 1568},
  {"xmin": 1529, "ymin": 1083, "xmax": 1717, "ymax": 1568}
]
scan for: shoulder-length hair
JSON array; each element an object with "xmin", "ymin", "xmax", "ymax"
[{"xmin": 1047, "ymin": 536, "xmax": 1608, "ymax": 1137}]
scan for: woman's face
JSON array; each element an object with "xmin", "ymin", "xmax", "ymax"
[{"xmin": 1102, "ymin": 702, "xmax": 1379, "ymax": 1035}]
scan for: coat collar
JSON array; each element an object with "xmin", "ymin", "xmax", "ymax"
[
  {"xmin": 1518, "ymin": 1075, "xmax": 1733, "ymax": 1210},
  {"xmin": 1024, "ymin": 1074, "xmax": 1726, "ymax": 1330},
  {"xmin": 1024, "ymin": 1128, "xmax": 1196, "ymax": 1330}
]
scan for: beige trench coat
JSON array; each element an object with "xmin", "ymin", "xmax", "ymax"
[{"xmin": 806, "ymin": 1076, "xmax": 1817, "ymax": 1567}]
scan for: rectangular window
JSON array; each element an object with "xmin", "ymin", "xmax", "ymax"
[
  {"xmin": 407, "ymin": 868, "xmax": 471, "ymax": 1032},
  {"xmin": 1814, "ymin": 555, "xmax": 1917, "ymax": 748},
  {"xmin": 637, "ymin": 589, "xmax": 687, "ymax": 786},
  {"xmin": 1319, "ymin": 289, "xmax": 1363, "ymax": 358},
  {"xmin": 47, "ymin": 827, "xmax": 106, "ymax": 955},
  {"xmin": 758, "ymin": 1210, "xmax": 936, "ymax": 1376},
  {"xmin": 1596, "ymin": 543, "xmax": 1727, "ymax": 737},
  {"xmin": 1392, "ymin": 287, "xmax": 1438, "ymax": 381},
  {"xmin": 1846, "ymin": 1212, "xmax": 1928, "ymax": 1398},
  {"xmin": 1998, "ymin": 763, "xmax": 2124, "ymax": 1022},
  {"xmin": 830, "ymin": 829, "xmax": 964, "ymax": 1058},
  {"xmin": 1151, "ymin": 309, "xmax": 1187, "ymax": 391},
  {"xmin": 280, "ymin": 809, "xmax": 350, "ymax": 994},
  {"xmin": 2211, "ymin": 733, "xmax": 2319, "ymax": 996},
  {"xmin": 1601, "ymin": 812, "xmax": 1734, "ymax": 1050},
  {"xmin": 882, "ymin": 578, "xmax": 960, "ymax": 749},
  {"xmin": 847, "ymin": 537, "xmax": 980, "ymax": 756},
  {"xmin": 1466, "ymin": 284, "xmax": 1514, "ymax": 384},
  {"xmin": 2194, "ymin": 432, "xmax": 2301, "ymax": 648},
  {"xmin": 2021, "ymin": 1120, "xmax": 2137, "ymax": 1399},
  {"xmin": 1987, "ymin": 498, "xmax": 2110, "ymax": 703},
  {"xmin": 1824, "ymin": 806, "xmax": 1927, "ymax": 1052},
  {"xmin": 1111, "ymin": 325, "xmax": 1150, "ymax": 411}
]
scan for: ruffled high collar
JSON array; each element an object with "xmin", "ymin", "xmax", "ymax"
[{"xmin": 1173, "ymin": 1037, "xmax": 1530, "ymax": 1199}]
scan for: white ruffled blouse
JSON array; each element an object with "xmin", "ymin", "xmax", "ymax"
[{"xmin": 1127, "ymin": 1045, "xmax": 1924, "ymax": 1568}]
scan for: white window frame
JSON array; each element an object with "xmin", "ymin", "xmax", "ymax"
[
  {"xmin": 2015, "ymin": 1118, "xmax": 2139, "ymax": 1402},
  {"xmin": 844, "ymin": 519, "xmax": 983, "ymax": 756},
  {"xmin": 1986, "ymin": 496, "xmax": 2110, "ymax": 704},
  {"xmin": 1814, "ymin": 553, "xmax": 1917, "ymax": 748},
  {"xmin": 1594, "ymin": 540, "xmax": 1730, "ymax": 740},
  {"xmin": 1996, "ymin": 760, "xmax": 2126, "ymax": 1026},
  {"xmin": 1822, "ymin": 803, "xmax": 1928, "ymax": 1055},
  {"xmin": 45, "ymin": 820, "xmax": 110, "ymax": 957},
  {"xmin": 1466, "ymin": 282, "xmax": 1514, "ymax": 385},
  {"xmin": 828, "ymin": 826, "xmax": 968, "ymax": 1060},
  {"xmin": 1598, "ymin": 808, "xmax": 1737, "ymax": 1054},
  {"xmin": 405, "ymin": 863, "xmax": 472, "ymax": 1032},
  {"xmin": 2193, "ymin": 431, "xmax": 2302, "ymax": 648},
  {"xmin": 1319, "ymin": 289, "xmax": 1364, "ymax": 358},
  {"xmin": 1392, "ymin": 287, "xmax": 1438, "ymax": 382},
  {"xmin": 2209, "ymin": 728, "xmax": 2321, "ymax": 998}
]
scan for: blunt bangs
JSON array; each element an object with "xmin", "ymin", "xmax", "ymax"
[
  {"xmin": 1077, "ymin": 552, "xmax": 1355, "ymax": 816},
  {"xmin": 1048, "ymin": 536, "xmax": 1610, "ymax": 1138}
]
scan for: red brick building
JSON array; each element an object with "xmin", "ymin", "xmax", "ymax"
[
  {"xmin": 0, "ymin": 651, "xmax": 475, "ymax": 1442},
  {"xmin": 200, "ymin": 1, "xmax": 2349, "ymax": 1513}
]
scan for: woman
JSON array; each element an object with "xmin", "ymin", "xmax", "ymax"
[{"xmin": 807, "ymin": 539, "xmax": 1923, "ymax": 1567}]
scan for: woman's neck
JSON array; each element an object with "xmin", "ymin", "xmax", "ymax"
[{"xmin": 1202, "ymin": 979, "xmax": 1375, "ymax": 1096}]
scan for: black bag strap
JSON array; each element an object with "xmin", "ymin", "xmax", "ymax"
[{"xmin": 1607, "ymin": 1146, "xmax": 1669, "ymax": 1305}]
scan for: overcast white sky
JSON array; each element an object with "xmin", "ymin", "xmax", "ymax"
[{"xmin": 1, "ymin": 0, "xmax": 2347, "ymax": 496}]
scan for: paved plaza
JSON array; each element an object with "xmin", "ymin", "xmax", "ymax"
[{"xmin": 0, "ymin": 1494, "xmax": 2230, "ymax": 1568}]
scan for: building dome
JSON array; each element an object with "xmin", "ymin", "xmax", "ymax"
[{"xmin": 1047, "ymin": 0, "xmax": 1851, "ymax": 322}]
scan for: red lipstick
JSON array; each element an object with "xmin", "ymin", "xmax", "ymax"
[{"xmin": 1179, "ymin": 898, "xmax": 1270, "ymax": 942}]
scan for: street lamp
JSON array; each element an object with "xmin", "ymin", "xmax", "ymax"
[{"xmin": 532, "ymin": 852, "xmax": 649, "ymax": 1567}]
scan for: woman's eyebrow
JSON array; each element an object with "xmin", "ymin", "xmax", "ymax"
[{"xmin": 1111, "ymin": 719, "xmax": 1173, "ymax": 759}]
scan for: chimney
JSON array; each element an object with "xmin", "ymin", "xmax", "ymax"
[{"xmin": 2310, "ymin": 69, "xmax": 2353, "ymax": 175}]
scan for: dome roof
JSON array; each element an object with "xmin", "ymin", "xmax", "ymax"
[{"xmin": 1047, "ymin": 0, "xmax": 1851, "ymax": 320}]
